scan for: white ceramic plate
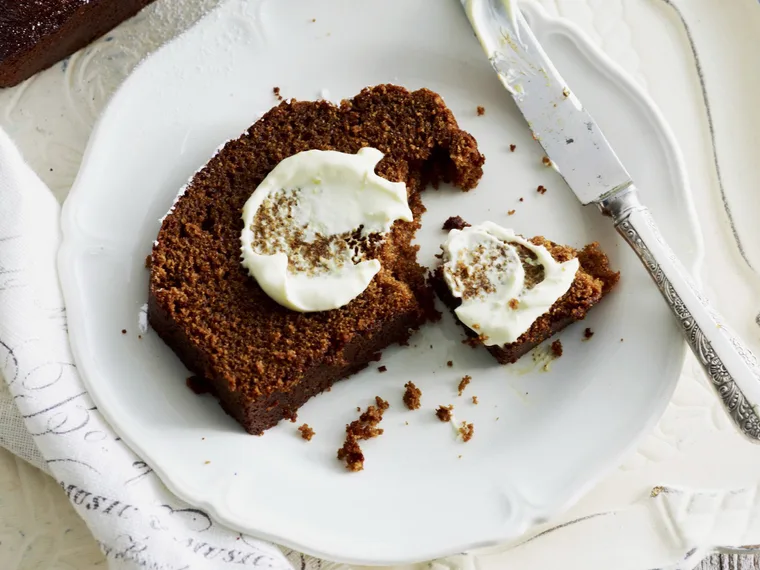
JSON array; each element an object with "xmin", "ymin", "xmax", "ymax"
[{"xmin": 59, "ymin": 0, "xmax": 701, "ymax": 564}]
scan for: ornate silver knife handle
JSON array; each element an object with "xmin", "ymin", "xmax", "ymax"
[{"xmin": 599, "ymin": 185, "xmax": 760, "ymax": 441}]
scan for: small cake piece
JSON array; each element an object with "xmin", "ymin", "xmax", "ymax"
[
  {"xmin": 457, "ymin": 375, "xmax": 471, "ymax": 396},
  {"xmin": 458, "ymin": 421, "xmax": 474, "ymax": 442},
  {"xmin": 403, "ymin": 382, "xmax": 422, "ymax": 410},
  {"xmin": 442, "ymin": 216, "xmax": 471, "ymax": 231},
  {"xmin": 583, "ymin": 327, "xmax": 594, "ymax": 340},
  {"xmin": 436, "ymin": 405, "xmax": 453, "ymax": 422},
  {"xmin": 0, "ymin": 0, "xmax": 157, "ymax": 87},
  {"xmin": 433, "ymin": 221, "xmax": 619, "ymax": 364},
  {"xmin": 337, "ymin": 398, "xmax": 388, "ymax": 472},
  {"xmin": 297, "ymin": 424, "xmax": 315, "ymax": 441},
  {"xmin": 551, "ymin": 340, "xmax": 563, "ymax": 358},
  {"xmin": 150, "ymin": 85, "xmax": 484, "ymax": 435}
]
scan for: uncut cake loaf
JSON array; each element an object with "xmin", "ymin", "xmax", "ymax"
[
  {"xmin": 149, "ymin": 85, "xmax": 484, "ymax": 435},
  {"xmin": 0, "ymin": 0, "xmax": 157, "ymax": 88},
  {"xmin": 432, "ymin": 221, "xmax": 619, "ymax": 364}
]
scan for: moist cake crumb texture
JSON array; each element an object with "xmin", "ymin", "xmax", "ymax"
[
  {"xmin": 403, "ymin": 381, "xmax": 422, "ymax": 410},
  {"xmin": 297, "ymin": 423, "xmax": 315, "ymax": 441},
  {"xmin": 436, "ymin": 405, "xmax": 453, "ymax": 422},
  {"xmin": 337, "ymin": 397, "xmax": 389, "ymax": 472},
  {"xmin": 149, "ymin": 84, "xmax": 484, "ymax": 435},
  {"xmin": 551, "ymin": 339, "xmax": 563, "ymax": 358}
]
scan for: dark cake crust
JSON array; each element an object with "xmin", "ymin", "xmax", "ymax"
[
  {"xmin": 149, "ymin": 85, "xmax": 484, "ymax": 435},
  {"xmin": 432, "ymin": 236, "xmax": 619, "ymax": 364},
  {"xmin": 0, "ymin": 0, "xmax": 156, "ymax": 88}
]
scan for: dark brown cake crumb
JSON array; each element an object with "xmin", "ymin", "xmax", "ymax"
[
  {"xmin": 298, "ymin": 424, "xmax": 315, "ymax": 441},
  {"xmin": 583, "ymin": 327, "xmax": 594, "ymax": 340},
  {"xmin": 436, "ymin": 405, "xmax": 453, "ymax": 422},
  {"xmin": 457, "ymin": 375, "xmax": 471, "ymax": 396},
  {"xmin": 476, "ymin": 106, "xmax": 485, "ymax": 116},
  {"xmin": 337, "ymin": 398, "xmax": 388, "ymax": 472},
  {"xmin": 542, "ymin": 156, "xmax": 553, "ymax": 167},
  {"xmin": 273, "ymin": 86, "xmax": 283, "ymax": 101},
  {"xmin": 509, "ymin": 144, "xmax": 517, "ymax": 152},
  {"xmin": 458, "ymin": 421, "xmax": 474, "ymax": 442},
  {"xmin": 446, "ymin": 360, "xmax": 453, "ymax": 367},
  {"xmin": 519, "ymin": 197, "xmax": 524, "ymax": 202},
  {"xmin": 507, "ymin": 209, "xmax": 516, "ymax": 216},
  {"xmin": 186, "ymin": 375, "xmax": 211, "ymax": 395},
  {"xmin": 551, "ymin": 339, "xmax": 563, "ymax": 358},
  {"xmin": 403, "ymin": 382, "xmax": 422, "ymax": 410},
  {"xmin": 144, "ymin": 255, "xmax": 152, "ymax": 268},
  {"xmin": 121, "ymin": 329, "xmax": 127, "ymax": 334},
  {"xmin": 442, "ymin": 216, "xmax": 471, "ymax": 231},
  {"xmin": 378, "ymin": 366, "xmax": 387, "ymax": 373},
  {"xmin": 537, "ymin": 185, "xmax": 547, "ymax": 195},
  {"xmin": 472, "ymin": 396, "xmax": 478, "ymax": 405}
]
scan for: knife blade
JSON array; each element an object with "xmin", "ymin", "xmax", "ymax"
[
  {"xmin": 463, "ymin": 0, "xmax": 632, "ymax": 204},
  {"xmin": 462, "ymin": 0, "xmax": 760, "ymax": 441}
]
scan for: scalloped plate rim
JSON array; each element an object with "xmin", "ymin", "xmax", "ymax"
[{"xmin": 58, "ymin": 0, "xmax": 701, "ymax": 564}]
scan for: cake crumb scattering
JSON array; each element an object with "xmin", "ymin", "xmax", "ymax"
[
  {"xmin": 378, "ymin": 365, "xmax": 387, "ymax": 373},
  {"xmin": 476, "ymin": 106, "xmax": 485, "ymax": 116},
  {"xmin": 583, "ymin": 327, "xmax": 594, "ymax": 340},
  {"xmin": 551, "ymin": 339, "xmax": 563, "ymax": 358},
  {"xmin": 509, "ymin": 144, "xmax": 517, "ymax": 152},
  {"xmin": 507, "ymin": 209, "xmax": 516, "ymax": 216},
  {"xmin": 337, "ymin": 398, "xmax": 389, "ymax": 472},
  {"xmin": 442, "ymin": 216, "xmax": 471, "ymax": 231},
  {"xmin": 403, "ymin": 381, "xmax": 422, "ymax": 410},
  {"xmin": 458, "ymin": 375, "xmax": 471, "ymax": 396},
  {"xmin": 537, "ymin": 185, "xmax": 547, "ymax": 195},
  {"xmin": 298, "ymin": 424, "xmax": 315, "ymax": 441},
  {"xmin": 458, "ymin": 421, "xmax": 474, "ymax": 442},
  {"xmin": 472, "ymin": 395, "xmax": 478, "ymax": 405},
  {"xmin": 436, "ymin": 405, "xmax": 454, "ymax": 422},
  {"xmin": 446, "ymin": 360, "xmax": 453, "ymax": 367},
  {"xmin": 273, "ymin": 86, "xmax": 283, "ymax": 101}
]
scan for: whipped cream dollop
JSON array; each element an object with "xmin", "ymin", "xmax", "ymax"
[
  {"xmin": 240, "ymin": 147, "xmax": 413, "ymax": 312},
  {"xmin": 441, "ymin": 222, "xmax": 579, "ymax": 346}
]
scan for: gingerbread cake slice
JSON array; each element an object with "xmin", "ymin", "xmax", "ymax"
[
  {"xmin": 432, "ymin": 220, "xmax": 619, "ymax": 364},
  {"xmin": 149, "ymin": 85, "xmax": 484, "ymax": 435}
]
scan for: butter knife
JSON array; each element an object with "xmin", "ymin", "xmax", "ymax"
[{"xmin": 463, "ymin": 0, "xmax": 760, "ymax": 440}]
